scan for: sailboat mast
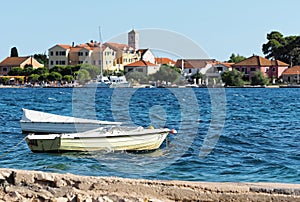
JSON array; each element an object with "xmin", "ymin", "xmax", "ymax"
[{"xmin": 98, "ymin": 26, "xmax": 103, "ymax": 78}]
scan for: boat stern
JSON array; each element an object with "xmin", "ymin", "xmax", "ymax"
[{"xmin": 26, "ymin": 134, "xmax": 61, "ymax": 152}]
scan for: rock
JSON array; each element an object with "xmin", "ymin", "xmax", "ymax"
[{"xmin": 0, "ymin": 168, "xmax": 299, "ymax": 202}]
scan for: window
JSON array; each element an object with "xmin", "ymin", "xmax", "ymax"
[
  {"xmin": 50, "ymin": 51, "xmax": 53, "ymax": 56},
  {"xmin": 189, "ymin": 69, "xmax": 192, "ymax": 73},
  {"xmin": 250, "ymin": 68, "xmax": 256, "ymax": 72},
  {"xmin": 78, "ymin": 52, "xmax": 83, "ymax": 56},
  {"xmin": 61, "ymin": 60, "xmax": 66, "ymax": 65},
  {"xmin": 265, "ymin": 67, "xmax": 269, "ymax": 73},
  {"xmin": 3, "ymin": 68, "xmax": 7, "ymax": 72},
  {"xmin": 78, "ymin": 61, "xmax": 83, "ymax": 64},
  {"xmin": 137, "ymin": 68, "xmax": 143, "ymax": 72},
  {"xmin": 50, "ymin": 61, "xmax": 53, "ymax": 65},
  {"xmin": 56, "ymin": 51, "xmax": 59, "ymax": 56},
  {"xmin": 85, "ymin": 52, "xmax": 88, "ymax": 56},
  {"xmin": 272, "ymin": 67, "xmax": 276, "ymax": 72}
]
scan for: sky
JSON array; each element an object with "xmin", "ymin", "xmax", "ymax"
[{"xmin": 1, "ymin": 0, "xmax": 300, "ymax": 62}]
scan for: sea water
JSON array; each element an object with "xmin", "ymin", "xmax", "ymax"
[{"xmin": 0, "ymin": 87, "xmax": 299, "ymax": 183}]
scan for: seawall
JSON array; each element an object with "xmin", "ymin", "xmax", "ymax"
[{"xmin": 0, "ymin": 168, "xmax": 299, "ymax": 201}]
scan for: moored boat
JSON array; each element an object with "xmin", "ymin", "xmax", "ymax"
[
  {"xmin": 20, "ymin": 108, "xmax": 122, "ymax": 134},
  {"xmin": 25, "ymin": 126, "xmax": 175, "ymax": 152}
]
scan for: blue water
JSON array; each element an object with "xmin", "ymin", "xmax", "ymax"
[{"xmin": 0, "ymin": 87, "xmax": 299, "ymax": 183}]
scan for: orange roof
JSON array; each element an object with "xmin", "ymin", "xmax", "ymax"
[
  {"xmin": 105, "ymin": 42, "xmax": 130, "ymax": 51},
  {"xmin": 0, "ymin": 57, "xmax": 29, "ymax": 66},
  {"xmin": 233, "ymin": 55, "xmax": 288, "ymax": 67},
  {"xmin": 282, "ymin": 66, "xmax": 300, "ymax": 75},
  {"xmin": 155, "ymin": 57, "xmax": 176, "ymax": 65},
  {"xmin": 125, "ymin": 60, "xmax": 157, "ymax": 67},
  {"xmin": 57, "ymin": 44, "xmax": 71, "ymax": 49}
]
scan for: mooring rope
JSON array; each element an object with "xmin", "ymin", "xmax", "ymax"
[{"xmin": 0, "ymin": 136, "xmax": 27, "ymax": 159}]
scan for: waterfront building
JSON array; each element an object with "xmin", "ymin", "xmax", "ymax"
[
  {"xmin": 0, "ymin": 56, "xmax": 44, "ymax": 76},
  {"xmin": 281, "ymin": 65, "xmax": 300, "ymax": 84},
  {"xmin": 137, "ymin": 49, "xmax": 155, "ymax": 64},
  {"xmin": 48, "ymin": 30, "xmax": 141, "ymax": 71},
  {"xmin": 232, "ymin": 55, "xmax": 289, "ymax": 81},
  {"xmin": 124, "ymin": 60, "xmax": 159, "ymax": 75}
]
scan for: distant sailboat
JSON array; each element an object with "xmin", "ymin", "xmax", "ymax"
[{"xmin": 97, "ymin": 26, "xmax": 111, "ymax": 88}]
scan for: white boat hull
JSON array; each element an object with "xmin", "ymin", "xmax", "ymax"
[{"xmin": 26, "ymin": 128, "xmax": 170, "ymax": 152}]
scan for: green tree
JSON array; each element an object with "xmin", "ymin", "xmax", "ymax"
[
  {"xmin": 125, "ymin": 71, "xmax": 148, "ymax": 83},
  {"xmin": 33, "ymin": 67, "xmax": 49, "ymax": 75},
  {"xmin": 262, "ymin": 31, "xmax": 300, "ymax": 65},
  {"xmin": 34, "ymin": 54, "xmax": 48, "ymax": 66},
  {"xmin": 150, "ymin": 65, "xmax": 181, "ymax": 84},
  {"xmin": 39, "ymin": 73, "xmax": 49, "ymax": 81},
  {"xmin": 251, "ymin": 70, "xmax": 269, "ymax": 86},
  {"xmin": 221, "ymin": 69, "xmax": 244, "ymax": 87},
  {"xmin": 28, "ymin": 74, "xmax": 40, "ymax": 82},
  {"xmin": 1, "ymin": 77, "xmax": 10, "ymax": 85},
  {"xmin": 47, "ymin": 72, "xmax": 62, "ymax": 81},
  {"xmin": 10, "ymin": 47, "xmax": 19, "ymax": 57},
  {"xmin": 77, "ymin": 69, "xmax": 91, "ymax": 84},
  {"xmin": 228, "ymin": 53, "xmax": 246, "ymax": 63},
  {"xmin": 8, "ymin": 67, "xmax": 23, "ymax": 76},
  {"xmin": 23, "ymin": 65, "xmax": 34, "ymax": 76},
  {"xmin": 63, "ymin": 75, "xmax": 74, "ymax": 83},
  {"xmin": 80, "ymin": 63, "xmax": 100, "ymax": 79}
]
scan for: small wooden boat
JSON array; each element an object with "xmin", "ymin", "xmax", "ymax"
[
  {"xmin": 20, "ymin": 108, "xmax": 122, "ymax": 134},
  {"xmin": 25, "ymin": 126, "xmax": 176, "ymax": 152}
]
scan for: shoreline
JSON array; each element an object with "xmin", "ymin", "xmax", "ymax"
[{"xmin": 0, "ymin": 168, "xmax": 299, "ymax": 201}]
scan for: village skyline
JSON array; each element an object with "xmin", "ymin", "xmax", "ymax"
[{"xmin": 1, "ymin": 0, "xmax": 300, "ymax": 62}]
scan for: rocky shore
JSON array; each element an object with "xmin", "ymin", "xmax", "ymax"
[{"xmin": 0, "ymin": 168, "xmax": 300, "ymax": 202}]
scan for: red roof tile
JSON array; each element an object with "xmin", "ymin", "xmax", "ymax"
[
  {"xmin": 125, "ymin": 60, "xmax": 157, "ymax": 67},
  {"xmin": 57, "ymin": 44, "xmax": 71, "ymax": 49},
  {"xmin": 233, "ymin": 55, "xmax": 288, "ymax": 67},
  {"xmin": 282, "ymin": 66, "xmax": 300, "ymax": 75},
  {"xmin": 0, "ymin": 57, "xmax": 30, "ymax": 66},
  {"xmin": 155, "ymin": 57, "xmax": 176, "ymax": 65}
]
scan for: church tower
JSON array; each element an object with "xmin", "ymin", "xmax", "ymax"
[{"xmin": 128, "ymin": 29, "xmax": 139, "ymax": 49}]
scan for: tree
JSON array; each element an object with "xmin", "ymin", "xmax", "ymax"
[
  {"xmin": 23, "ymin": 65, "xmax": 34, "ymax": 76},
  {"xmin": 28, "ymin": 74, "xmax": 40, "ymax": 82},
  {"xmin": 77, "ymin": 69, "xmax": 91, "ymax": 84},
  {"xmin": 8, "ymin": 67, "xmax": 23, "ymax": 76},
  {"xmin": 32, "ymin": 67, "xmax": 49, "ymax": 75},
  {"xmin": 10, "ymin": 47, "xmax": 19, "ymax": 57},
  {"xmin": 1, "ymin": 77, "xmax": 10, "ymax": 85},
  {"xmin": 34, "ymin": 54, "xmax": 48, "ymax": 66},
  {"xmin": 47, "ymin": 72, "xmax": 62, "ymax": 81},
  {"xmin": 262, "ymin": 31, "xmax": 300, "ymax": 65},
  {"xmin": 228, "ymin": 53, "xmax": 246, "ymax": 63},
  {"xmin": 63, "ymin": 75, "xmax": 74, "ymax": 83},
  {"xmin": 150, "ymin": 65, "xmax": 181, "ymax": 84},
  {"xmin": 125, "ymin": 71, "xmax": 148, "ymax": 83},
  {"xmin": 221, "ymin": 69, "xmax": 244, "ymax": 87},
  {"xmin": 39, "ymin": 73, "xmax": 49, "ymax": 82},
  {"xmin": 80, "ymin": 63, "xmax": 100, "ymax": 79},
  {"xmin": 251, "ymin": 71, "xmax": 269, "ymax": 86}
]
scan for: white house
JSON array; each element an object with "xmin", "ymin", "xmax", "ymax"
[{"xmin": 124, "ymin": 60, "xmax": 159, "ymax": 75}]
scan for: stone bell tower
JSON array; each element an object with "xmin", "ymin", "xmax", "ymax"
[{"xmin": 128, "ymin": 29, "xmax": 139, "ymax": 49}]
